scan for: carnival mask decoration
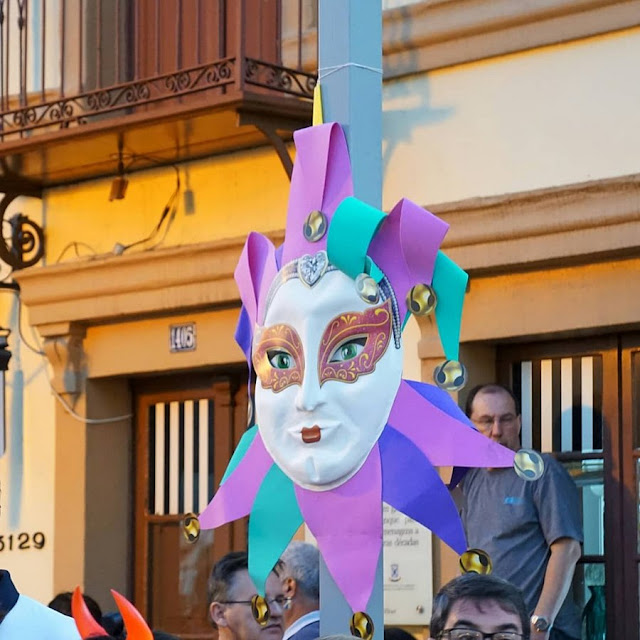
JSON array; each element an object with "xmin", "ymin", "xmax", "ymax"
[{"xmin": 199, "ymin": 122, "xmax": 515, "ymax": 616}]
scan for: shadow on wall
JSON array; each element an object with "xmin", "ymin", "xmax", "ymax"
[{"xmin": 382, "ymin": 8, "xmax": 454, "ymax": 186}]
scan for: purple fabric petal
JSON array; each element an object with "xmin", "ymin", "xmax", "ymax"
[
  {"xmin": 282, "ymin": 124, "xmax": 353, "ymax": 264},
  {"xmin": 295, "ymin": 446, "xmax": 382, "ymax": 613},
  {"xmin": 380, "ymin": 426, "xmax": 466, "ymax": 554},
  {"xmin": 388, "ymin": 380, "xmax": 515, "ymax": 468},
  {"xmin": 368, "ymin": 199, "xmax": 448, "ymax": 319},
  {"xmin": 404, "ymin": 382, "xmax": 476, "ymax": 487},
  {"xmin": 448, "ymin": 466, "xmax": 470, "ymax": 489},
  {"xmin": 405, "ymin": 380, "xmax": 474, "ymax": 428},
  {"xmin": 235, "ymin": 306, "xmax": 253, "ymax": 365},
  {"xmin": 234, "ymin": 232, "xmax": 278, "ymax": 327},
  {"xmin": 199, "ymin": 432, "xmax": 273, "ymax": 528}
]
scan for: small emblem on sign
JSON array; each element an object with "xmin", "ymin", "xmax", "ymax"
[{"xmin": 170, "ymin": 323, "xmax": 196, "ymax": 352}]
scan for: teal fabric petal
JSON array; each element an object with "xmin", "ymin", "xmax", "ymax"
[
  {"xmin": 432, "ymin": 251, "xmax": 468, "ymax": 361},
  {"xmin": 364, "ymin": 257, "xmax": 384, "ymax": 283},
  {"xmin": 220, "ymin": 425, "xmax": 258, "ymax": 485},
  {"xmin": 327, "ymin": 197, "xmax": 386, "ymax": 279},
  {"xmin": 248, "ymin": 464, "xmax": 304, "ymax": 594}
]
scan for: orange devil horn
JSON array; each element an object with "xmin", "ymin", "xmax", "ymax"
[
  {"xmin": 111, "ymin": 589, "xmax": 153, "ymax": 640},
  {"xmin": 71, "ymin": 586, "xmax": 108, "ymax": 639}
]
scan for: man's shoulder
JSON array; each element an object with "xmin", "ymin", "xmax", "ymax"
[
  {"xmin": 289, "ymin": 619, "xmax": 320, "ymax": 640},
  {"xmin": 0, "ymin": 595, "xmax": 80, "ymax": 639}
]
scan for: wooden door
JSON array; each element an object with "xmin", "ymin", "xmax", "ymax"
[{"xmin": 134, "ymin": 373, "xmax": 249, "ymax": 639}]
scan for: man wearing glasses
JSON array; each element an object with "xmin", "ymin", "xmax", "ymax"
[
  {"xmin": 429, "ymin": 573, "xmax": 529, "ymax": 640},
  {"xmin": 209, "ymin": 551, "xmax": 286, "ymax": 640},
  {"xmin": 460, "ymin": 384, "xmax": 582, "ymax": 640}
]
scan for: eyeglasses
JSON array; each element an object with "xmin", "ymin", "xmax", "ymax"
[
  {"xmin": 472, "ymin": 415, "xmax": 517, "ymax": 432},
  {"xmin": 438, "ymin": 629, "xmax": 524, "ymax": 640},
  {"xmin": 219, "ymin": 594, "xmax": 287, "ymax": 625},
  {"xmin": 220, "ymin": 595, "xmax": 288, "ymax": 608}
]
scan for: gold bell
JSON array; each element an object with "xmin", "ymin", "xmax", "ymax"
[
  {"xmin": 182, "ymin": 513, "xmax": 201, "ymax": 543},
  {"xmin": 460, "ymin": 549, "xmax": 492, "ymax": 575},
  {"xmin": 355, "ymin": 273, "xmax": 380, "ymax": 305},
  {"xmin": 350, "ymin": 611, "xmax": 374, "ymax": 640},
  {"xmin": 251, "ymin": 594, "xmax": 271, "ymax": 626},
  {"xmin": 433, "ymin": 359, "xmax": 467, "ymax": 392},
  {"xmin": 303, "ymin": 210, "xmax": 328, "ymax": 242},
  {"xmin": 406, "ymin": 283, "xmax": 437, "ymax": 316}
]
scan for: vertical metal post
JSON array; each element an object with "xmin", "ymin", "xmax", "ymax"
[
  {"xmin": 78, "ymin": 0, "xmax": 84, "ymax": 90},
  {"xmin": 0, "ymin": 330, "xmax": 11, "ymax": 457},
  {"xmin": 236, "ymin": 0, "xmax": 245, "ymax": 90},
  {"xmin": 59, "ymin": 0, "xmax": 65, "ymax": 96},
  {"xmin": 318, "ymin": 0, "xmax": 382, "ymax": 207},
  {"xmin": 41, "ymin": 0, "xmax": 46, "ymax": 99},
  {"xmin": 114, "ymin": 0, "xmax": 119, "ymax": 83},
  {"xmin": 176, "ymin": 0, "xmax": 183, "ymax": 71},
  {"xmin": 317, "ymin": 0, "xmax": 384, "ymax": 637}
]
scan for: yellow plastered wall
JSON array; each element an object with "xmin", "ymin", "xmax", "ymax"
[
  {"xmin": 0, "ymin": 274, "xmax": 57, "ymax": 604},
  {"xmin": 382, "ymin": 27, "xmax": 640, "ymax": 208},
  {"xmin": 44, "ymin": 144, "xmax": 292, "ymax": 265}
]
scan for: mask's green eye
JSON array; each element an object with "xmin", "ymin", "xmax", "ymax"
[
  {"xmin": 329, "ymin": 337, "xmax": 367, "ymax": 363},
  {"xmin": 267, "ymin": 350, "xmax": 294, "ymax": 369}
]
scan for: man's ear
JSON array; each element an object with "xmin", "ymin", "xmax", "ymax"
[
  {"xmin": 210, "ymin": 602, "xmax": 229, "ymax": 628},
  {"xmin": 282, "ymin": 577, "xmax": 297, "ymax": 598}
]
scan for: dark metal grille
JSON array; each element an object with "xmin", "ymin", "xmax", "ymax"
[{"xmin": 512, "ymin": 355, "xmax": 603, "ymax": 454}]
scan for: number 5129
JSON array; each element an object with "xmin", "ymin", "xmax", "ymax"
[{"xmin": 0, "ymin": 532, "xmax": 46, "ymax": 551}]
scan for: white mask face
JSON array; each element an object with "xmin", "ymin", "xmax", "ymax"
[{"xmin": 253, "ymin": 269, "xmax": 403, "ymax": 491}]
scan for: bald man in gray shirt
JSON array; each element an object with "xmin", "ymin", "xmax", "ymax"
[{"xmin": 460, "ymin": 384, "xmax": 582, "ymax": 640}]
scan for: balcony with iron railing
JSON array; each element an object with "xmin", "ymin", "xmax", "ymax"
[{"xmin": 0, "ymin": 0, "xmax": 317, "ymax": 192}]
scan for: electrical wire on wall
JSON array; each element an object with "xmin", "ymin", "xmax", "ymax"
[
  {"xmin": 0, "ymin": 287, "xmax": 132, "ymax": 424},
  {"xmin": 113, "ymin": 162, "xmax": 181, "ymax": 255},
  {"xmin": 56, "ymin": 153, "xmax": 183, "ymax": 263}
]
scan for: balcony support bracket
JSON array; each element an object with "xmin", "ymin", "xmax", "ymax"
[{"xmin": 237, "ymin": 112, "xmax": 295, "ymax": 180}]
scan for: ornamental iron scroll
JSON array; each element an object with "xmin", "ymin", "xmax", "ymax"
[{"xmin": 0, "ymin": 193, "xmax": 45, "ymax": 270}]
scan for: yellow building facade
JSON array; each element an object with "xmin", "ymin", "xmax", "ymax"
[{"xmin": 0, "ymin": 1, "xmax": 638, "ymax": 638}]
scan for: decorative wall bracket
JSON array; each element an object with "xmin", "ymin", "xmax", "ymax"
[{"xmin": 0, "ymin": 163, "xmax": 45, "ymax": 270}]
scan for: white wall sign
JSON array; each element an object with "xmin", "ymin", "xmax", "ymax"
[
  {"xmin": 169, "ymin": 323, "xmax": 196, "ymax": 352},
  {"xmin": 383, "ymin": 503, "xmax": 433, "ymax": 625}
]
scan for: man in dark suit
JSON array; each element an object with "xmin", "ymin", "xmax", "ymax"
[{"xmin": 281, "ymin": 543, "xmax": 319, "ymax": 640}]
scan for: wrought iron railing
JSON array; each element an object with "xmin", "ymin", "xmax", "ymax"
[{"xmin": 0, "ymin": 0, "xmax": 316, "ymax": 141}]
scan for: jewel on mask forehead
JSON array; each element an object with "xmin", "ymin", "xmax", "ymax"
[
  {"xmin": 514, "ymin": 449, "xmax": 545, "ymax": 481},
  {"xmin": 406, "ymin": 283, "xmax": 437, "ymax": 316},
  {"xmin": 303, "ymin": 209, "xmax": 328, "ymax": 242},
  {"xmin": 460, "ymin": 548, "xmax": 492, "ymax": 575},
  {"xmin": 434, "ymin": 359, "xmax": 468, "ymax": 392},
  {"xmin": 297, "ymin": 251, "xmax": 329, "ymax": 287},
  {"xmin": 355, "ymin": 273, "xmax": 380, "ymax": 305}
]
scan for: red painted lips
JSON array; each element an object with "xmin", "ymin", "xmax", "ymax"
[{"xmin": 301, "ymin": 425, "xmax": 321, "ymax": 443}]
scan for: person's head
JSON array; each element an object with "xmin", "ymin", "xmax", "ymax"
[
  {"xmin": 209, "ymin": 551, "xmax": 285, "ymax": 640},
  {"xmin": 430, "ymin": 574, "xmax": 529, "ymax": 640},
  {"xmin": 465, "ymin": 384, "xmax": 522, "ymax": 451},
  {"xmin": 280, "ymin": 541, "xmax": 319, "ymax": 626},
  {"xmin": 49, "ymin": 590, "xmax": 103, "ymax": 622}
]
